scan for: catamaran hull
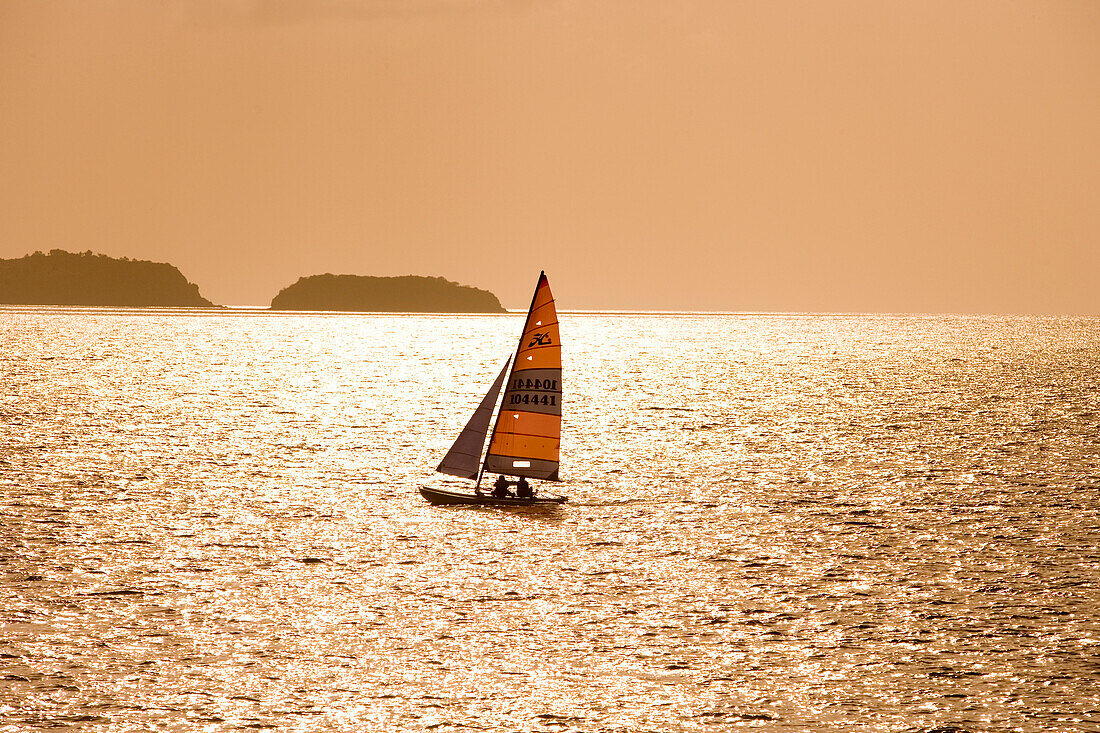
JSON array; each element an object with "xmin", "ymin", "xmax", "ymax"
[{"xmin": 419, "ymin": 485, "xmax": 567, "ymax": 506}]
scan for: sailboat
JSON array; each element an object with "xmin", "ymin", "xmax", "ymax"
[{"xmin": 419, "ymin": 271, "xmax": 568, "ymax": 506}]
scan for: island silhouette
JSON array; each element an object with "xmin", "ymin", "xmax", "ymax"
[
  {"xmin": 0, "ymin": 250, "xmax": 507, "ymax": 312},
  {"xmin": 270, "ymin": 273, "xmax": 506, "ymax": 313},
  {"xmin": 0, "ymin": 250, "xmax": 214, "ymax": 307}
]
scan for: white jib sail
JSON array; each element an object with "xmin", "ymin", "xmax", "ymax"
[{"xmin": 435, "ymin": 360, "xmax": 511, "ymax": 480}]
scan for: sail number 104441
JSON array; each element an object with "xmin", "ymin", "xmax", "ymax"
[
  {"xmin": 511, "ymin": 377, "xmax": 558, "ymax": 391},
  {"xmin": 509, "ymin": 393, "xmax": 557, "ymax": 407}
]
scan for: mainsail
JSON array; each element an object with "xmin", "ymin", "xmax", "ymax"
[
  {"xmin": 483, "ymin": 272, "xmax": 562, "ymax": 481},
  {"xmin": 435, "ymin": 360, "xmax": 511, "ymax": 480}
]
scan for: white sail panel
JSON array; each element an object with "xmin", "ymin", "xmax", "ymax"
[{"xmin": 436, "ymin": 360, "xmax": 510, "ymax": 479}]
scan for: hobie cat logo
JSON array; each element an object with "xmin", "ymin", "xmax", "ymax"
[{"xmin": 528, "ymin": 332, "xmax": 552, "ymax": 347}]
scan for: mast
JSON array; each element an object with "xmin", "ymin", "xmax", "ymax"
[{"xmin": 477, "ymin": 272, "xmax": 545, "ymax": 485}]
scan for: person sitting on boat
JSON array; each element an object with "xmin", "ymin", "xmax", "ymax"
[
  {"xmin": 516, "ymin": 477, "xmax": 533, "ymax": 498},
  {"xmin": 492, "ymin": 475, "xmax": 513, "ymax": 499}
]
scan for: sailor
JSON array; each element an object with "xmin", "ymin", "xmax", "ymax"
[
  {"xmin": 516, "ymin": 477, "xmax": 533, "ymax": 498},
  {"xmin": 492, "ymin": 475, "xmax": 512, "ymax": 499}
]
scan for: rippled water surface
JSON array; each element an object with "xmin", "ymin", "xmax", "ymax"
[{"xmin": 2, "ymin": 308, "xmax": 1099, "ymax": 732}]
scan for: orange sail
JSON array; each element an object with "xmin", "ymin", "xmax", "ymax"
[{"xmin": 483, "ymin": 272, "xmax": 561, "ymax": 481}]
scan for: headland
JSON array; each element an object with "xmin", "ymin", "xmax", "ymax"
[
  {"xmin": 270, "ymin": 273, "xmax": 506, "ymax": 313},
  {"xmin": 0, "ymin": 250, "xmax": 215, "ymax": 307}
]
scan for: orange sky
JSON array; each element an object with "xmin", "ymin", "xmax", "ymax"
[{"xmin": 2, "ymin": 0, "xmax": 1097, "ymax": 311}]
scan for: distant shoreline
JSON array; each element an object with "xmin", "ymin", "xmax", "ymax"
[
  {"xmin": 268, "ymin": 273, "xmax": 506, "ymax": 313},
  {"xmin": 4, "ymin": 304, "xmax": 1094, "ymax": 320},
  {"xmin": 0, "ymin": 250, "xmax": 215, "ymax": 308},
  {"xmin": 2, "ymin": 252, "xmax": 1095, "ymax": 316},
  {"xmin": 0, "ymin": 250, "xmax": 506, "ymax": 313}
]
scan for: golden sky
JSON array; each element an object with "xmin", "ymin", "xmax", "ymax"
[{"xmin": 2, "ymin": 1, "xmax": 1097, "ymax": 311}]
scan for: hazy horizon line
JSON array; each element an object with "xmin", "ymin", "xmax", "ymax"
[{"xmin": 1, "ymin": 304, "xmax": 1096, "ymax": 319}]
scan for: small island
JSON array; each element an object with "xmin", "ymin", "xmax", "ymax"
[
  {"xmin": 0, "ymin": 250, "xmax": 215, "ymax": 307},
  {"xmin": 270, "ymin": 273, "xmax": 506, "ymax": 313}
]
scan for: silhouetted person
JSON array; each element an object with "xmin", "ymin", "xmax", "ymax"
[
  {"xmin": 493, "ymin": 475, "xmax": 512, "ymax": 499},
  {"xmin": 516, "ymin": 477, "xmax": 533, "ymax": 498}
]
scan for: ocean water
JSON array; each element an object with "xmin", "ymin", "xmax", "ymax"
[{"xmin": 1, "ymin": 307, "xmax": 1098, "ymax": 732}]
